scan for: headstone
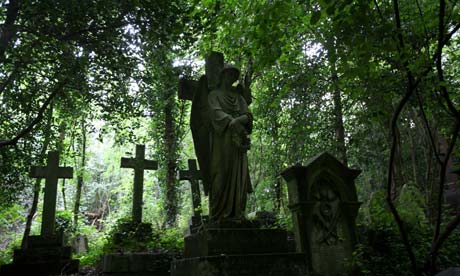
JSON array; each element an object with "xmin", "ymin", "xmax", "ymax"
[
  {"xmin": 103, "ymin": 145, "xmax": 170, "ymax": 276},
  {"xmin": 121, "ymin": 144, "xmax": 158, "ymax": 224},
  {"xmin": 281, "ymin": 152, "xmax": 361, "ymax": 276},
  {"xmin": 71, "ymin": 234, "xmax": 88, "ymax": 254},
  {"xmin": 179, "ymin": 159, "xmax": 203, "ymax": 231},
  {"xmin": 0, "ymin": 151, "xmax": 79, "ymax": 275}
]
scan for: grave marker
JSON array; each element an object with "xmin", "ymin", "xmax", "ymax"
[
  {"xmin": 30, "ymin": 151, "xmax": 73, "ymax": 237},
  {"xmin": 179, "ymin": 159, "xmax": 203, "ymax": 217},
  {"xmin": 121, "ymin": 145, "xmax": 158, "ymax": 224}
]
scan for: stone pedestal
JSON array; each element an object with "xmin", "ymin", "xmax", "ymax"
[
  {"xmin": 0, "ymin": 234, "xmax": 79, "ymax": 275},
  {"xmin": 172, "ymin": 253, "xmax": 307, "ymax": 276},
  {"xmin": 102, "ymin": 252, "xmax": 172, "ymax": 276},
  {"xmin": 171, "ymin": 222, "xmax": 306, "ymax": 276},
  {"xmin": 102, "ymin": 222, "xmax": 174, "ymax": 275},
  {"xmin": 281, "ymin": 152, "xmax": 361, "ymax": 276}
]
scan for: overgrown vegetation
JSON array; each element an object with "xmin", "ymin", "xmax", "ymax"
[{"xmin": 1, "ymin": 0, "xmax": 460, "ymax": 275}]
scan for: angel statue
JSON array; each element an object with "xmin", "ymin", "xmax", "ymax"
[{"xmin": 190, "ymin": 64, "xmax": 253, "ymax": 222}]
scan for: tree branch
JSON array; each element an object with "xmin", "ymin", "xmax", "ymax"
[
  {"xmin": 430, "ymin": 212, "xmax": 460, "ymax": 258},
  {"xmin": 385, "ymin": 1, "xmax": 419, "ymax": 275},
  {"xmin": 0, "ymin": 79, "xmax": 68, "ymax": 148},
  {"xmin": 415, "ymin": 89, "xmax": 443, "ymax": 165}
]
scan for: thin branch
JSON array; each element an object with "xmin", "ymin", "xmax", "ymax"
[
  {"xmin": 385, "ymin": 1, "xmax": 419, "ymax": 275},
  {"xmin": 426, "ymin": 120, "xmax": 460, "ymax": 274},
  {"xmin": 435, "ymin": 0, "xmax": 460, "ymax": 119},
  {"xmin": 430, "ymin": 212, "xmax": 460, "ymax": 258},
  {"xmin": 0, "ymin": 79, "xmax": 68, "ymax": 148},
  {"xmin": 434, "ymin": 120, "xmax": 460, "ymax": 240},
  {"xmin": 415, "ymin": 0, "xmax": 430, "ymax": 52},
  {"xmin": 373, "ymin": 0, "xmax": 386, "ymax": 23},
  {"xmin": 415, "ymin": 89, "xmax": 443, "ymax": 165}
]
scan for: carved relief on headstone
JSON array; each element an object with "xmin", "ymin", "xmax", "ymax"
[{"xmin": 281, "ymin": 152, "xmax": 361, "ymax": 276}]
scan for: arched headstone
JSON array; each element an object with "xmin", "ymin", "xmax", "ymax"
[{"xmin": 281, "ymin": 152, "xmax": 361, "ymax": 276}]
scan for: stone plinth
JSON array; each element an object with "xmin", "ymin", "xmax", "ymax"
[
  {"xmin": 171, "ymin": 253, "xmax": 307, "ymax": 276},
  {"xmin": 281, "ymin": 152, "xmax": 361, "ymax": 276},
  {"xmin": 102, "ymin": 252, "xmax": 172, "ymax": 276},
  {"xmin": 171, "ymin": 220, "xmax": 305, "ymax": 276},
  {"xmin": 184, "ymin": 227, "xmax": 292, "ymax": 258},
  {"xmin": 0, "ymin": 235, "xmax": 79, "ymax": 275}
]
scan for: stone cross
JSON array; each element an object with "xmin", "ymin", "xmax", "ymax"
[
  {"xmin": 178, "ymin": 52, "xmax": 224, "ymax": 101},
  {"xmin": 179, "ymin": 159, "xmax": 202, "ymax": 217},
  {"xmin": 30, "ymin": 151, "xmax": 73, "ymax": 237},
  {"xmin": 121, "ymin": 145, "xmax": 158, "ymax": 224}
]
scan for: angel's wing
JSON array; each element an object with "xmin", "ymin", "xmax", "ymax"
[{"xmin": 190, "ymin": 75, "xmax": 211, "ymax": 195}]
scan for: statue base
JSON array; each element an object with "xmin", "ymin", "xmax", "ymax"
[
  {"xmin": 171, "ymin": 253, "xmax": 307, "ymax": 276},
  {"xmin": 171, "ymin": 220, "xmax": 305, "ymax": 276},
  {"xmin": 0, "ymin": 234, "xmax": 79, "ymax": 275},
  {"xmin": 102, "ymin": 252, "xmax": 172, "ymax": 276},
  {"xmin": 183, "ymin": 224, "xmax": 293, "ymax": 257}
]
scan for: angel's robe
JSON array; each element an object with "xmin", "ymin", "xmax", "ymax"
[{"xmin": 208, "ymin": 87, "xmax": 252, "ymax": 220}]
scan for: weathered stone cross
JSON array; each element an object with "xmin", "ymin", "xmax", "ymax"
[
  {"xmin": 179, "ymin": 159, "xmax": 202, "ymax": 217},
  {"xmin": 30, "ymin": 151, "xmax": 73, "ymax": 237},
  {"xmin": 121, "ymin": 145, "xmax": 158, "ymax": 224}
]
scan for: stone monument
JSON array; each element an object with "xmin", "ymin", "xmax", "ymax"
[
  {"xmin": 179, "ymin": 159, "xmax": 206, "ymax": 234},
  {"xmin": 281, "ymin": 152, "xmax": 361, "ymax": 276},
  {"xmin": 102, "ymin": 145, "xmax": 171, "ymax": 276},
  {"xmin": 170, "ymin": 52, "xmax": 307, "ymax": 276},
  {"xmin": 0, "ymin": 151, "xmax": 79, "ymax": 275}
]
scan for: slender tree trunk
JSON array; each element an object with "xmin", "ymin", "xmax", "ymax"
[
  {"xmin": 73, "ymin": 120, "xmax": 87, "ymax": 226},
  {"xmin": 58, "ymin": 122, "xmax": 67, "ymax": 210},
  {"xmin": 327, "ymin": 37, "xmax": 348, "ymax": 166},
  {"xmin": 22, "ymin": 103, "xmax": 53, "ymax": 249},
  {"xmin": 0, "ymin": 0, "xmax": 20, "ymax": 65},
  {"xmin": 164, "ymin": 101, "xmax": 177, "ymax": 227}
]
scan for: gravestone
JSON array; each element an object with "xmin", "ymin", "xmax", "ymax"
[
  {"xmin": 71, "ymin": 233, "xmax": 88, "ymax": 254},
  {"xmin": 0, "ymin": 151, "xmax": 79, "ymax": 275},
  {"xmin": 179, "ymin": 159, "xmax": 204, "ymax": 233},
  {"xmin": 103, "ymin": 145, "xmax": 172, "ymax": 276},
  {"xmin": 171, "ymin": 52, "xmax": 307, "ymax": 276},
  {"xmin": 121, "ymin": 144, "xmax": 158, "ymax": 224},
  {"xmin": 281, "ymin": 152, "xmax": 361, "ymax": 276}
]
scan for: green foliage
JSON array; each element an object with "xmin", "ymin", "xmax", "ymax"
[
  {"xmin": 102, "ymin": 218, "xmax": 183, "ymax": 255},
  {"xmin": 55, "ymin": 210, "xmax": 75, "ymax": 233}
]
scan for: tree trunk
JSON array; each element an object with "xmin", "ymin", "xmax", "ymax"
[
  {"xmin": 0, "ymin": 0, "xmax": 20, "ymax": 65},
  {"xmin": 164, "ymin": 101, "xmax": 177, "ymax": 227},
  {"xmin": 73, "ymin": 120, "xmax": 87, "ymax": 226},
  {"xmin": 58, "ymin": 122, "xmax": 67, "ymax": 210},
  {"xmin": 21, "ymin": 103, "xmax": 54, "ymax": 249},
  {"xmin": 327, "ymin": 37, "xmax": 348, "ymax": 166}
]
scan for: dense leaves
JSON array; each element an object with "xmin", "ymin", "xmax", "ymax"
[{"xmin": 0, "ymin": 0, "xmax": 460, "ymax": 275}]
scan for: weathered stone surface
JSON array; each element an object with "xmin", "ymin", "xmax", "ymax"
[
  {"xmin": 1, "ymin": 259, "xmax": 79, "ymax": 276},
  {"xmin": 281, "ymin": 152, "xmax": 361, "ymax": 276},
  {"xmin": 102, "ymin": 252, "xmax": 172, "ymax": 276},
  {"xmin": 171, "ymin": 253, "xmax": 307, "ymax": 276},
  {"xmin": 1, "ymin": 235, "xmax": 78, "ymax": 275},
  {"xmin": 28, "ymin": 233, "xmax": 64, "ymax": 248},
  {"xmin": 71, "ymin": 233, "xmax": 89, "ymax": 254},
  {"xmin": 437, "ymin": 268, "xmax": 460, "ymax": 276},
  {"xmin": 13, "ymin": 245, "xmax": 71, "ymax": 263},
  {"xmin": 184, "ymin": 227, "xmax": 292, "ymax": 258}
]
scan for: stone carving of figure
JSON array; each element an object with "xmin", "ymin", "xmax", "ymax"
[{"xmin": 207, "ymin": 65, "xmax": 253, "ymax": 220}]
